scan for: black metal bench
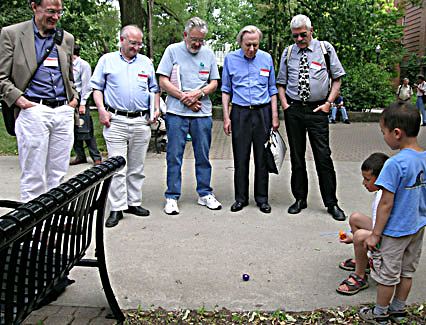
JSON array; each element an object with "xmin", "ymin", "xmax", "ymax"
[{"xmin": 0, "ymin": 157, "xmax": 126, "ymax": 325}]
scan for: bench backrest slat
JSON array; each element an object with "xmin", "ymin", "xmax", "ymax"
[{"xmin": 0, "ymin": 157, "xmax": 125, "ymax": 324}]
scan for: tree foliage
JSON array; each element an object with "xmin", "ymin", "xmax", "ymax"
[
  {"xmin": 1, "ymin": 0, "xmax": 418, "ymax": 110},
  {"xmin": 0, "ymin": 0, "xmax": 120, "ymax": 68}
]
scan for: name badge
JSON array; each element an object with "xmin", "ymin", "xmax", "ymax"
[
  {"xmin": 260, "ymin": 68, "xmax": 270, "ymax": 77},
  {"xmin": 43, "ymin": 57, "xmax": 59, "ymax": 67},
  {"xmin": 310, "ymin": 61, "xmax": 322, "ymax": 70},
  {"xmin": 199, "ymin": 70, "xmax": 209, "ymax": 77},
  {"xmin": 138, "ymin": 73, "xmax": 148, "ymax": 82}
]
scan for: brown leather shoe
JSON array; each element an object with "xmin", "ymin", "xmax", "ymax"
[
  {"xmin": 70, "ymin": 157, "xmax": 87, "ymax": 165},
  {"xmin": 93, "ymin": 160, "xmax": 102, "ymax": 166}
]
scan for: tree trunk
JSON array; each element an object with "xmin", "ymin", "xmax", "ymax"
[
  {"xmin": 147, "ymin": 0, "xmax": 154, "ymax": 59},
  {"xmin": 118, "ymin": 0, "xmax": 146, "ymax": 31}
]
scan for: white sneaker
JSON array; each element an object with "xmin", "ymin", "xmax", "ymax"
[
  {"xmin": 198, "ymin": 194, "xmax": 222, "ymax": 210},
  {"xmin": 164, "ymin": 198, "xmax": 179, "ymax": 215}
]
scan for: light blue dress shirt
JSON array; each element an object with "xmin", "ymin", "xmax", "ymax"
[
  {"xmin": 73, "ymin": 56, "xmax": 92, "ymax": 106},
  {"xmin": 221, "ymin": 49, "xmax": 278, "ymax": 106},
  {"xmin": 90, "ymin": 51, "xmax": 159, "ymax": 112}
]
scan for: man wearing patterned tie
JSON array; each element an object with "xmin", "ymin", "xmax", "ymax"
[{"xmin": 276, "ymin": 14, "xmax": 346, "ymax": 221}]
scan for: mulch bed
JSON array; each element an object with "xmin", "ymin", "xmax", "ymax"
[{"xmin": 126, "ymin": 303, "xmax": 425, "ymax": 324}]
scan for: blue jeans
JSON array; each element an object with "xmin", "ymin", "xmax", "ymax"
[
  {"xmin": 416, "ymin": 96, "xmax": 426, "ymax": 124},
  {"xmin": 165, "ymin": 114, "xmax": 213, "ymax": 199},
  {"xmin": 331, "ymin": 105, "xmax": 349, "ymax": 121}
]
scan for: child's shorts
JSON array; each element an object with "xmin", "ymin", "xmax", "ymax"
[{"xmin": 370, "ymin": 227, "xmax": 424, "ymax": 286}]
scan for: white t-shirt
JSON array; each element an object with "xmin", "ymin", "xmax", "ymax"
[
  {"xmin": 371, "ymin": 189, "xmax": 382, "ymax": 227},
  {"xmin": 416, "ymin": 81, "xmax": 426, "ymax": 97}
]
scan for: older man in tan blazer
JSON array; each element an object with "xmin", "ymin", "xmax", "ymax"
[{"xmin": 0, "ymin": 0, "xmax": 78, "ymax": 202}]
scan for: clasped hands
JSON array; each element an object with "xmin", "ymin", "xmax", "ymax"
[{"xmin": 180, "ymin": 90, "xmax": 202, "ymax": 112}]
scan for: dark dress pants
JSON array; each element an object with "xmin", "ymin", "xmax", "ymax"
[
  {"xmin": 74, "ymin": 110, "xmax": 102, "ymax": 162},
  {"xmin": 231, "ymin": 105, "xmax": 271, "ymax": 204},
  {"xmin": 284, "ymin": 103, "xmax": 337, "ymax": 207}
]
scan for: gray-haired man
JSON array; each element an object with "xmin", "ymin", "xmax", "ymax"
[
  {"xmin": 277, "ymin": 14, "xmax": 346, "ymax": 221},
  {"xmin": 157, "ymin": 17, "xmax": 221, "ymax": 215}
]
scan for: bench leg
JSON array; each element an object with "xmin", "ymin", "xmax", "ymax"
[{"xmin": 96, "ymin": 247, "xmax": 126, "ymax": 324}]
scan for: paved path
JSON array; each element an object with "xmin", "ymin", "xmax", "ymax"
[{"xmin": 1, "ymin": 122, "xmax": 425, "ymax": 324}]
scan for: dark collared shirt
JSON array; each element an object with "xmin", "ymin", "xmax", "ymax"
[{"xmin": 25, "ymin": 19, "xmax": 66, "ymax": 100}]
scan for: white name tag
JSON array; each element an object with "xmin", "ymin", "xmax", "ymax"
[
  {"xmin": 138, "ymin": 73, "xmax": 148, "ymax": 83},
  {"xmin": 43, "ymin": 57, "xmax": 59, "ymax": 67},
  {"xmin": 310, "ymin": 61, "xmax": 322, "ymax": 70},
  {"xmin": 260, "ymin": 68, "xmax": 270, "ymax": 77}
]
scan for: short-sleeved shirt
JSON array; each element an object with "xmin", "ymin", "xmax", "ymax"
[
  {"xmin": 156, "ymin": 41, "xmax": 220, "ymax": 117},
  {"xmin": 276, "ymin": 39, "xmax": 345, "ymax": 102},
  {"xmin": 416, "ymin": 81, "xmax": 426, "ymax": 97},
  {"xmin": 375, "ymin": 149, "xmax": 426, "ymax": 237},
  {"xmin": 90, "ymin": 51, "xmax": 159, "ymax": 112},
  {"xmin": 334, "ymin": 96, "xmax": 343, "ymax": 106},
  {"xmin": 221, "ymin": 49, "xmax": 278, "ymax": 106}
]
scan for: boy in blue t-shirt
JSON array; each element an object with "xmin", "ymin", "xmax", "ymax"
[{"xmin": 360, "ymin": 102, "xmax": 426, "ymax": 324}]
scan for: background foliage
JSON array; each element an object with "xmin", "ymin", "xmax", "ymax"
[{"xmin": 1, "ymin": 0, "xmax": 423, "ymax": 110}]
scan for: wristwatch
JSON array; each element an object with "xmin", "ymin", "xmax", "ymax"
[{"xmin": 200, "ymin": 89, "xmax": 206, "ymax": 98}]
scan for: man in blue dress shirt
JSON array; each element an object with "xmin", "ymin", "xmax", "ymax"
[
  {"xmin": 222, "ymin": 25, "xmax": 279, "ymax": 213},
  {"xmin": 90, "ymin": 25, "xmax": 160, "ymax": 227},
  {"xmin": 0, "ymin": 0, "xmax": 78, "ymax": 202}
]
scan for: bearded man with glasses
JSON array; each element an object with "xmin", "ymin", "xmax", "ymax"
[
  {"xmin": 157, "ymin": 17, "xmax": 222, "ymax": 215},
  {"xmin": 0, "ymin": 0, "xmax": 78, "ymax": 202},
  {"xmin": 276, "ymin": 14, "xmax": 347, "ymax": 221}
]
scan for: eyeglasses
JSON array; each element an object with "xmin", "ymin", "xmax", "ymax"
[
  {"xmin": 126, "ymin": 39, "xmax": 143, "ymax": 48},
  {"xmin": 292, "ymin": 32, "xmax": 308, "ymax": 38},
  {"xmin": 189, "ymin": 37, "xmax": 205, "ymax": 45},
  {"xmin": 42, "ymin": 8, "xmax": 65, "ymax": 16}
]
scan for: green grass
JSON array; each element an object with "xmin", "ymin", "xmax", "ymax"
[
  {"xmin": 0, "ymin": 114, "xmax": 18, "ymax": 155},
  {"xmin": 0, "ymin": 110, "xmax": 107, "ymax": 156}
]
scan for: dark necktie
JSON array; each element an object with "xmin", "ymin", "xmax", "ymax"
[{"xmin": 298, "ymin": 49, "xmax": 310, "ymax": 102}]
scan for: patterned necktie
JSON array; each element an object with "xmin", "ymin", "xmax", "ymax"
[{"xmin": 298, "ymin": 49, "xmax": 310, "ymax": 102}]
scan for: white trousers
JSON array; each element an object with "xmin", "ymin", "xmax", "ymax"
[
  {"xmin": 103, "ymin": 114, "xmax": 151, "ymax": 211},
  {"xmin": 15, "ymin": 104, "xmax": 75, "ymax": 202}
]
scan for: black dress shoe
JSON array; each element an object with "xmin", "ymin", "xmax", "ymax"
[
  {"xmin": 105, "ymin": 211, "xmax": 123, "ymax": 228},
  {"xmin": 124, "ymin": 206, "xmax": 150, "ymax": 217},
  {"xmin": 327, "ymin": 205, "xmax": 346, "ymax": 221},
  {"xmin": 257, "ymin": 202, "xmax": 271, "ymax": 213},
  {"xmin": 70, "ymin": 157, "xmax": 87, "ymax": 166},
  {"xmin": 288, "ymin": 199, "xmax": 307, "ymax": 214},
  {"xmin": 230, "ymin": 201, "xmax": 248, "ymax": 212}
]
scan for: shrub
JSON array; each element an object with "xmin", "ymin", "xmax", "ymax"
[{"xmin": 342, "ymin": 63, "xmax": 395, "ymax": 111}]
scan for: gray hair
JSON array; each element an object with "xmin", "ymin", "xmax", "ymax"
[
  {"xmin": 184, "ymin": 17, "xmax": 208, "ymax": 34},
  {"xmin": 120, "ymin": 25, "xmax": 143, "ymax": 38},
  {"xmin": 236, "ymin": 25, "xmax": 263, "ymax": 46},
  {"xmin": 28, "ymin": 0, "xmax": 43, "ymax": 5},
  {"xmin": 290, "ymin": 14, "xmax": 312, "ymax": 30},
  {"xmin": 403, "ymin": 77, "xmax": 409, "ymax": 82}
]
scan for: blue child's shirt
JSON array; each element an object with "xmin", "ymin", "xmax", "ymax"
[{"xmin": 375, "ymin": 148, "xmax": 426, "ymax": 237}]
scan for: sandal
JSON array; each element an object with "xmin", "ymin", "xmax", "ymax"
[
  {"xmin": 339, "ymin": 258, "xmax": 370, "ymax": 273},
  {"xmin": 336, "ymin": 272, "xmax": 369, "ymax": 296}
]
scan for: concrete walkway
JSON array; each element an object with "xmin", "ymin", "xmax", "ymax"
[{"xmin": 1, "ymin": 122, "xmax": 426, "ymax": 324}]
